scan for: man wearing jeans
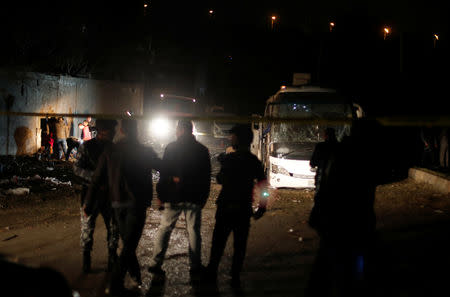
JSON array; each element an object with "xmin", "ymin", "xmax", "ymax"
[
  {"xmin": 55, "ymin": 117, "xmax": 69, "ymax": 160},
  {"xmin": 149, "ymin": 119, "xmax": 211, "ymax": 277}
]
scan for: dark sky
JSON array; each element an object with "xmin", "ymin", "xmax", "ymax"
[{"xmin": 1, "ymin": 0, "xmax": 449, "ymax": 116}]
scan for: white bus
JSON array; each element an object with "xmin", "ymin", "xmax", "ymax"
[{"xmin": 251, "ymin": 85, "xmax": 363, "ymax": 188}]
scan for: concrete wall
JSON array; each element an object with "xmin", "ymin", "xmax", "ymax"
[{"xmin": 0, "ymin": 70, "xmax": 143, "ymax": 155}]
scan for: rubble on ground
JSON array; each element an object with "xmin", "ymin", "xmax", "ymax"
[{"xmin": 0, "ymin": 156, "xmax": 79, "ymax": 206}]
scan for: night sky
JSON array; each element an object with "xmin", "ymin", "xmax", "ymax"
[{"xmin": 1, "ymin": 0, "xmax": 449, "ymax": 116}]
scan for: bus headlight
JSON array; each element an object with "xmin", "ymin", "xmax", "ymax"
[
  {"xmin": 271, "ymin": 164, "xmax": 290, "ymax": 176},
  {"xmin": 151, "ymin": 117, "xmax": 170, "ymax": 137}
]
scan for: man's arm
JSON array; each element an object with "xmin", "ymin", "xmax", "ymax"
[
  {"xmin": 73, "ymin": 143, "xmax": 95, "ymax": 183},
  {"xmin": 199, "ymin": 147, "xmax": 211, "ymax": 206}
]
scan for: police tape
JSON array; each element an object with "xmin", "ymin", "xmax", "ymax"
[{"xmin": 0, "ymin": 111, "xmax": 449, "ymax": 127}]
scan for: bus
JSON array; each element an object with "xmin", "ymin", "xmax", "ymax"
[{"xmin": 251, "ymin": 85, "xmax": 363, "ymax": 188}]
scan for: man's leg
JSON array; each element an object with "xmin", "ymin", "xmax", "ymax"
[
  {"xmin": 122, "ymin": 207, "xmax": 147, "ymax": 285},
  {"xmin": 100, "ymin": 205, "xmax": 119, "ymax": 271},
  {"xmin": 110, "ymin": 207, "xmax": 147, "ymax": 292},
  {"xmin": 207, "ymin": 209, "xmax": 232, "ymax": 277},
  {"xmin": 61, "ymin": 139, "xmax": 68, "ymax": 159},
  {"xmin": 80, "ymin": 207, "xmax": 99, "ymax": 273},
  {"xmin": 149, "ymin": 203, "xmax": 182, "ymax": 271},
  {"xmin": 231, "ymin": 216, "xmax": 251, "ymax": 280},
  {"xmin": 184, "ymin": 203, "xmax": 203, "ymax": 273},
  {"xmin": 65, "ymin": 141, "xmax": 74, "ymax": 161},
  {"xmin": 56, "ymin": 139, "xmax": 63, "ymax": 160}
]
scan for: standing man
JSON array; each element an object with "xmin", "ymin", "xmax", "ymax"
[
  {"xmin": 148, "ymin": 119, "xmax": 211, "ymax": 278},
  {"xmin": 310, "ymin": 128, "xmax": 338, "ymax": 192},
  {"xmin": 55, "ymin": 117, "xmax": 69, "ymax": 160},
  {"xmin": 306, "ymin": 119, "xmax": 380, "ymax": 297},
  {"xmin": 206, "ymin": 124, "xmax": 268, "ymax": 288},
  {"xmin": 73, "ymin": 119, "xmax": 119, "ymax": 273},
  {"xmin": 84, "ymin": 119, "xmax": 162, "ymax": 295}
]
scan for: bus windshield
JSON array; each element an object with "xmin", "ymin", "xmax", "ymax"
[{"xmin": 266, "ymin": 92, "xmax": 353, "ymax": 145}]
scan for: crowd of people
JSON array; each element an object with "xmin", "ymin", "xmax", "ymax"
[
  {"xmin": 73, "ymin": 118, "xmax": 269, "ymax": 296},
  {"xmin": 40, "ymin": 116, "xmax": 96, "ymax": 161},
  {"xmin": 36, "ymin": 113, "xmax": 448, "ymax": 296}
]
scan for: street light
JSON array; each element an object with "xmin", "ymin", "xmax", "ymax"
[
  {"xmin": 433, "ymin": 33, "xmax": 439, "ymax": 48},
  {"xmin": 383, "ymin": 26, "xmax": 391, "ymax": 40},
  {"xmin": 271, "ymin": 16, "xmax": 277, "ymax": 31},
  {"xmin": 329, "ymin": 22, "xmax": 335, "ymax": 32}
]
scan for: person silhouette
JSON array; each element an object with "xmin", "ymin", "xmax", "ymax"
[
  {"xmin": 306, "ymin": 119, "xmax": 381, "ymax": 297},
  {"xmin": 206, "ymin": 123, "xmax": 269, "ymax": 288}
]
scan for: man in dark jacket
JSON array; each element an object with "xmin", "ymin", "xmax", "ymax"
[
  {"xmin": 84, "ymin": 119, "xmax": 162, "ymax": 295},
  {"xmin": 306, "ymin": 119, "xmax": 380, "ymax": 297},
  {"xmin": 73, "ymin": 119, "xmax": 118, "ymax": 273},
  {"xmin": 206, "ymin": 124, "xmax": 268, "ymax": 288},
  {"xmin": 148, "ymin": 119, "xmax": 211, "ymax": 277},
  {"xmin": 310, "ymin": 127, "xmax": 338, "ymax": 194}
]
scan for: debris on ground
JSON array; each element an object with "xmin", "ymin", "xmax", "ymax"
[
  {"xmin": 5, "ymin": 188, "xmax": 30, "ymax": 195},
  {"xmin": 0, "ymin": 156, "xmax": 79, "ymax": 207}
]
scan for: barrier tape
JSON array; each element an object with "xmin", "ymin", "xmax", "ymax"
[{"xmin": 1, "ymin": 111, "xmax": 449, "ymax": 127}]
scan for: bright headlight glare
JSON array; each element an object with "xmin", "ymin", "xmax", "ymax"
[{"xmin": 151, "ymin": 118, "xmax": 170, "ymax": 137}]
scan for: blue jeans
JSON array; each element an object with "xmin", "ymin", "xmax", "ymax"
[
  {"xmin": 150, "ymin": 202, "xmax": 203, "ymax": 271},
  {"xmin": 56, "ymin": 138, "xmax": 67, "ymax": 160}
]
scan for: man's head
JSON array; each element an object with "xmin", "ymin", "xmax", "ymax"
[
  {"xmin": 95, "ymin": 119, "xmax": 117, "ymax": 141},
  {"xmin": 230, "ymin": 124, "xmax": 253, "ymax": 149},
  {"xmin": 120, "ymin": 118, "xmax": 138, "ymax": 140},
  {"xmin": 176, "ymin": 119, "xmax": 193, "ymax": 139},
  {"xmin": 324, "ymin": 127, "xmax": 337, "ymax": 142}
]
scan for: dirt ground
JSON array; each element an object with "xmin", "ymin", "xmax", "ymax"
[{"xmin": 1, "ymin": 156, "xmax": 450, "ymax": 297}]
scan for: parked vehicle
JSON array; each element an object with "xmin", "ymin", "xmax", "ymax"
[{"xmin": 251, "ymin": 85, "xmax": 363, "ymax": 188}]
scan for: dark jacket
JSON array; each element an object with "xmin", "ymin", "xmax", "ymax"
[
  {"xmin": 310, "ymin": 140, "xmax": 338, "ymax": 191},
  {"xmin": 73, "ymin": 138, "xmax": 112, "ymax": 206},
  {"xmin": 73, "ymin": 138, "xmax": 111, "ymax": 185},
  {"xmin": 309, "ymin": 128, "xmax": 379, "ymax": 242},
  {"xmin": 156, "ymin": 134, "xmax": 211, "ymax": 205},
  {"xmin": 216, "ymin": 150, "xmax": 266, "ymax": 209},
  {"xmin": 84, "ymin": 140, "xmax": 162, "ymax": 213}
]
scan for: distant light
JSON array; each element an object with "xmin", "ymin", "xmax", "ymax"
[
  {"xmin": 329, "ymin": 22, "xmax": 335, "ymax": 32},
  {"xmin": 160, "ymin": 94, "xmax": 164, "ymax": 98},
  {"xmin": 281, "ymin": 85, "xmax": 286, "ymax": 89},
  {"xmin": 271, "ymin": 16, "xmax": 276, "ymax": 20},
  {"xmin": 434, "ymin": 34, "xmax": 439, "ymax": 40},
  {"xmin": 151, "ymin": 117, "xmax": 170, "ymax": 138},
  {"xmin": 144, "ymin": 4, "xmax": 148, "ymax": 8},
  {"xmin": 193, "ymin": 99, "xmax": 196, "ymax": 103},
  {"xmin": 383, "ymin": 26, "xmax": 391, "ymax": 40},
  {"xmin": 126, "ymin": 110, "xmax": 132, "ymax": 116},
  {"xmin": 209, "ymin": 10, "xmax": 214, "ymax": 14}
]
